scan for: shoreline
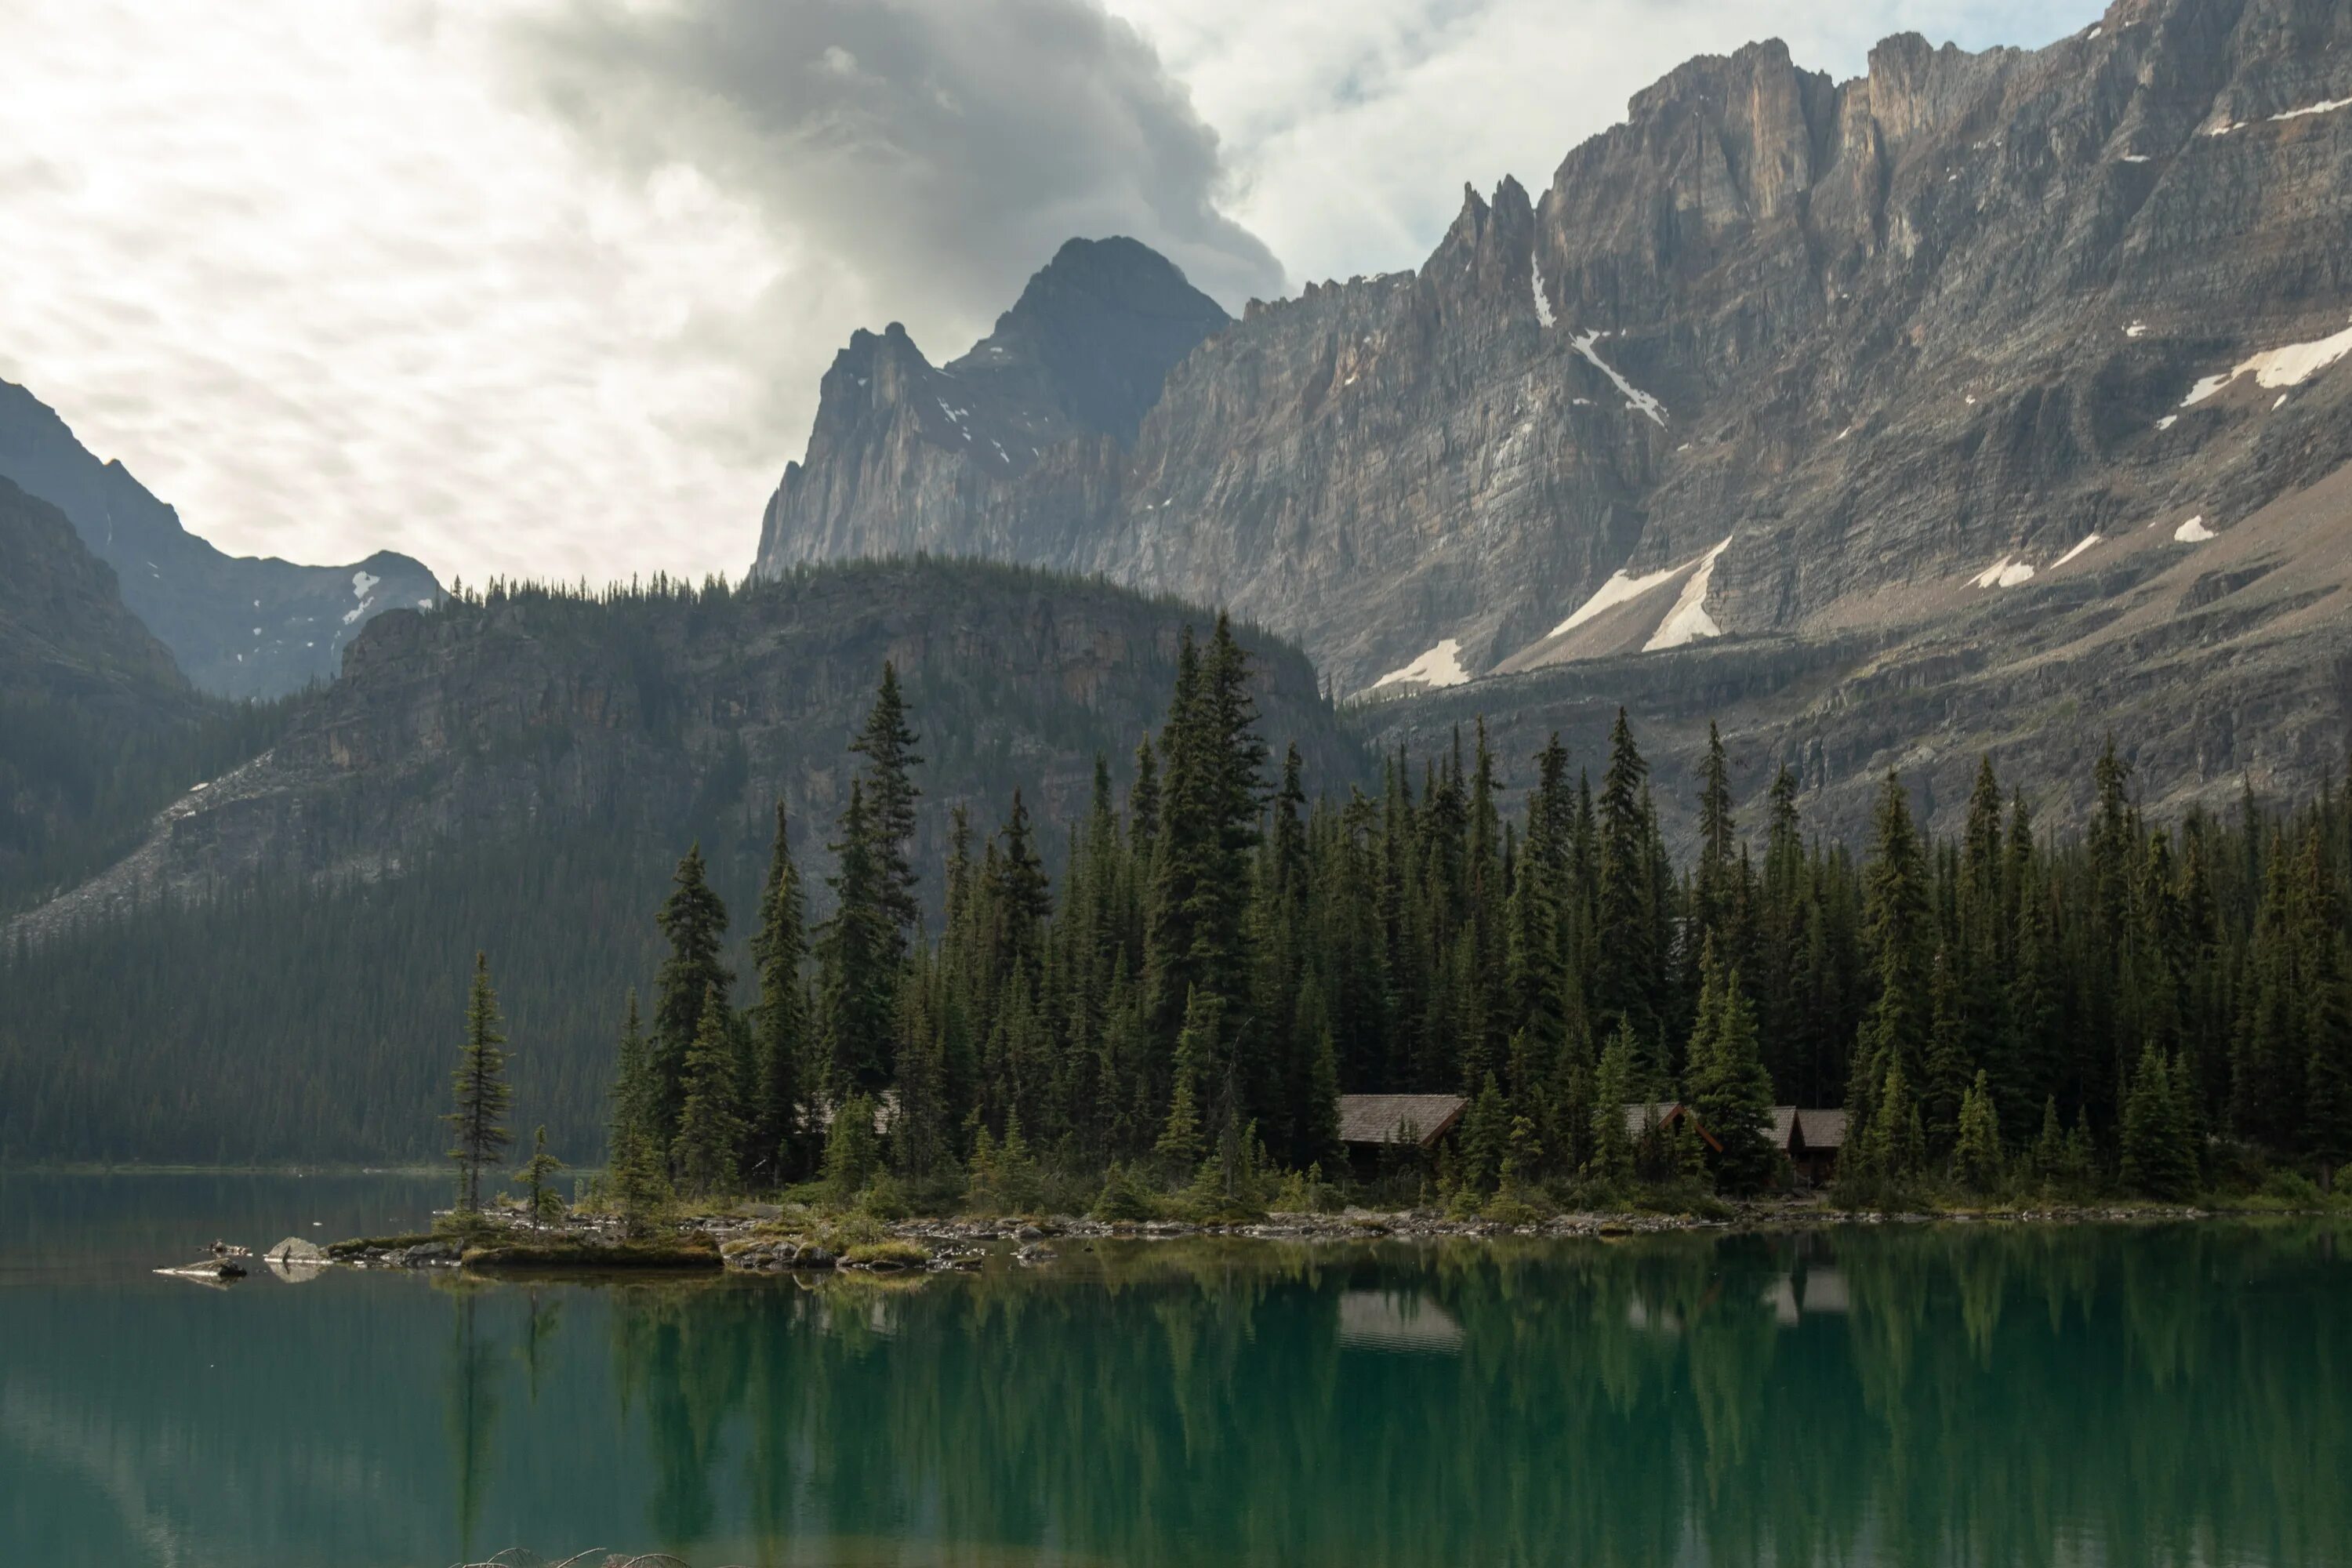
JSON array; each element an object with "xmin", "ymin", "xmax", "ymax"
[{"xmin": 318, "ymin": 1198, "xmax": 2344, "ymax": 1278}]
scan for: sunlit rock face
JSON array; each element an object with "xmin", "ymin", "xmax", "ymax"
[{"xmin": 757, "ymin": 0, "xmax": 2352, "ymax": 834}]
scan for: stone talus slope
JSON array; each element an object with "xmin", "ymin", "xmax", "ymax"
[{"xmin": 0, "ymin": 379, "xmax": 441, "ymax": 699}]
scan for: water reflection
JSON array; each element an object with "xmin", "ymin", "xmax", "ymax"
[{"xmin": 3, "ymin": 1208, "xmax": 2347, "ymax": 1568}]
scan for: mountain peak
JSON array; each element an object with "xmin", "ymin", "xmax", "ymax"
[{"xmin": 949, "ymin": 236, "xmax": 1229, "ymax": 444}]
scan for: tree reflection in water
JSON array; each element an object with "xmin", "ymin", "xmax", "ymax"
[{"xmin": 551, "ymin": 1224, "xmax": 2350, "ymax": 1567}]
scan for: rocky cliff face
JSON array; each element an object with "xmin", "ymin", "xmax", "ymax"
[
  {"xmin": 753, "ymin": 0, "xmax": 2352, "ymax": 833},
  {"xmin": 12, "ymin": 559, "xmax": 1361, "ymax": 940},
  {"xmin": 0, "ymin": 379, "xmax": 441, "ymax": 699},
  {"xmin": 757, "ymin": 237, "xmax": 1228, "ymax": 568}
]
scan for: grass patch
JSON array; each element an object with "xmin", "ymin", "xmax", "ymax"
[{"xmin": 841, "ymin": 1239, "xmax": 931, "ymax": 1269}]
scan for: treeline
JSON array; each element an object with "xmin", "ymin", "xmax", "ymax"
[{"xmin": 600, "ymin": 616, "xmax": 2352, "ymax": 1210}]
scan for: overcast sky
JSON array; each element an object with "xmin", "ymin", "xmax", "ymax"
[{"xmin": 0, "ymin": 0, "xmax": 2103, "ymax": 587}]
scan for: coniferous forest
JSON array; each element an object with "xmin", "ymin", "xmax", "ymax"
[{"xmin": 586, "ymin": 616, "xmax": 2352, "ymax": 1216}]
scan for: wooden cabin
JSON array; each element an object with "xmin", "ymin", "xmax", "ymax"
[
  {"xmin": 1337, "ymin": 1094, "xmax": 1467, "ymax": 1173},
  {"xmin": 1771, "ymin": 1106, "xmax": 1847, "ymax": 1185}
]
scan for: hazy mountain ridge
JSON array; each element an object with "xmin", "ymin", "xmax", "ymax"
[
  {"xmin": 0, "ymin": 378, "xmax": 441, "ymax": 699},
  {"xmin": 753, "ymin": 0, "xmax": 2352, "ymax": 833}
]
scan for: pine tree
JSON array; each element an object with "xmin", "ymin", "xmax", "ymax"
[
  {"xmin": 1595, "ymin": 710, "xmax": 1656, "ymax": 1041},
  {"xmin": 1156, "ymin": 986, "xmax": 1219, "ymax": 1175},
  {"xmin": 2031, "ymin": 1095, "xmax": 2067, "ymax": 1192},
  {"xmin": 445, "ymin": 951, "xmax": 514, "ymax": 1215},
  {"xmin": 608, "ymin": 989, "xmax": 654, "ymax": 1168},
  {"xmin": 1855, "ymin": 772, "xmax": 1934, "ymax": 1129},
  {"xmin": 651, "ymin": 844, "xmax": 731, "ymax": 1152},
  {"xmin": 1952, "ymin": 1071, "xmax": 2002, "ymax": 1194},
  {"xmin": 1588, "ymin": 1020, "xmax": 1639, "ymax": 1188},
  {"xmin": 672, "ymin": 982, "xmax": 746, "ymax": 1197},
  {"xmin": 2119, "ymin": 1046, "xmax": 2195, "ymax": 1200},
  {"xmin": 1685, "ymin": 942, "xmax": 1778, "ymax": 1194},
  {"xmin": 519, "ymin": 1126, "xmax": 566, "ymax": 1223},
  {"xmin": 818, "ymin": 781, "xmax": 900, "ymax": 1095},
  {"xmin": 822, "ymin": 1094, "xmax": 883, "ymax": 1203},
  {"xmin": 1460, "ymin": 1073, "xmax": 1509, "ymax": 1196},
  {"xmin": 747, "ymin": 802, "xmax": 811, "ymax": 1185},
  {"xmin": 849, "ymin": 661, "xmax": 924, "ymax": 937}
]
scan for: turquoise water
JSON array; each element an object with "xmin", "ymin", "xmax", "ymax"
[{"xmin": 2, "ymin": 1175, "xmax": 2347, "ymax": 1567}]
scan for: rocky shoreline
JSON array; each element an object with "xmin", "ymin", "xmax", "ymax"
[{"xmin": 295, "ymin": 1198, "xmax": 2316, "ymax": 1282}]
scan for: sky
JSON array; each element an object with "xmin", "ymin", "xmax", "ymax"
[{"xmin": 0, "ymin": 0, "xmax": 2103, "ymax": 588}]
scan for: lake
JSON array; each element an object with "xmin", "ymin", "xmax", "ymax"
[{"xmin": 2, "ymin": 1175, "xmax": 2346, "ymax": 1567}]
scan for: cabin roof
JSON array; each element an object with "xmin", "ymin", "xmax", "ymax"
[
  {"xmin": 1338, "ymin": 1094, "xmax": 1468, "ymax": 1147},
  {"xmin": 1797, "ymin": 1109, "xmax": 1849, "ymax": 1149},
  {"xmin": 1621, "ymin": 1102, "xmax": 1723, "ymax": 1152}
]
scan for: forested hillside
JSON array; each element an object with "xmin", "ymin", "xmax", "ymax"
[
  {"xmin": 593, "ymin": 633, "xmax": 2352, "ymax": 1210},
  {"xmin": 0, "ymin": 561, "xmax": 1361, "ymax": 1165}
]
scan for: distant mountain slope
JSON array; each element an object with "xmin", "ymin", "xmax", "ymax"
[
  {"xmin": 752, "ymin": 0, "xmax": 2352, "ymax": 834},
  {"xmin": 0, "ymin": 477, "xmax": 289, "ymax": 913},
  {"xmin": 12, "ymin": 557, "xmax": 1363, "ymax": 943},
  {"xmin": 0, "ymin": 476, "xmax": 185, "ymax": 709},
  {"xmin": 0, "ymin": 378, "xmax": 441, "ymax": 699},
  {"xmin": 0, "ymin": 557, "xmax": 1364, "ymax": 1165}
]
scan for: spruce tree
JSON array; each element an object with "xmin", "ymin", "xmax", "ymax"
[
  {"xmin": 1952, "ymin": 1072, "xmax": 2002, "ymax": 1193},
  {"xmin": 608, "ymin": 989, "xmax": 653, "ymax": 1169},
  {"xmin": 818, "ymin": 780, "xmax": 900, "ymax": 1096},
  {"xmin": 1156, "ymin": 986, "xmax": 1217, "ymax": 1174},
  {"xmin": 748, "ymin": 802, "xmax": 810, "ymax": 1185},
  {"xmin": 652, "ymin": 844, "xmax": 731, "ymax": 1152},
  {"xmin": 519, "ymin": 1126, "xmax": 566, "ymax": 1223},
  {"xmin": 1588, "ymin": 1020, "xmax": 1639, "ymax": 1188},
  {"xmin": 1685, "ymin": 942, "xmax": 1778, "ymax": 1194},
  {"xmin": 1855, "ymin": 772, "xmax": 1933, "ymax": 1127},
  {"xmin": 2119, "ymin": 1046, "xmax": 2195, "ymax": 1200},
  {"xmin": 445, "ymin": 951, "xmax": 515, "ymax": 1215},
  {"xmin": 849, "ymin": 661, "xmax": 924, "ymax": 937},
  {"xmin": 673, "ymin": 982, "xmax": 746, "ymax": 1197},
  {"xmin": 1460, "ymin": 1073, "xmax": 1509, "ymax": 1196},
  {"xmin": 1595, "ymin": 710, "xmax": 1656, "ymax": 1041}
]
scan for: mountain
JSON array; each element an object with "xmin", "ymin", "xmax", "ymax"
[
  {"xmin": 753, "ymin": 0, "xmax": 2352, "ymax": 837},
  {"xmin": 0, "ymin": 475, "xmax": 186, "ymax": 710},
  {"xmin": 0, "ymin": 557, "xmax": 1363, "ymax": 1163},
  {"xmin": 757, "ymin": 237, "xmax": 1230, "ymax": 566},
  {"xmin": 0, "ymin": 378, "xmax": 441, "ymax": 699},
  {"xmin": 0, "ymin": 477, "xmax": 289, "ymax": 913}
]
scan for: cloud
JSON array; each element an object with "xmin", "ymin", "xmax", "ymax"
[
  {"xmin": 0, "ymin": 0, "xmax": 2103, "ymax": 597},
  {"xmin": 505, "ymin": 0, "xmax": 1287, "ymax": 424}
]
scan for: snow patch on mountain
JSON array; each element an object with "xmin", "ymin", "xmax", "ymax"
[
  {"xmin": 1569, "ymin": 331, "xmax": 1666, "ymax": 426},
  {"xmin": 1370, "ymin": 637, "xmax": 1471, "ymax": 693},
  {"xmin": 1643, "ymin": 537, "xmax": 1733, "ymax": 652},
  {"xmin": 2182, "ymin": 318, "xmax": 2352, "ymax": 405}
]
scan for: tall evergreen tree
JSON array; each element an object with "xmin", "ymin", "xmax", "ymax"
[
  {"xmin": 850, "ymin": 661, "xmax": 924, "ymax": 938},
  {"xmin": 651, "ymin": 844, "xmax": 731, "ymax": 1152},
  {"xmin": 673, "ymin": 982, "xmax": 746, "ymax": 1196},
  {"xmin": 818, "ymin": 781, "xmax": 900, "ymax": 1096},
  {"xmin": 1684, "ymin": 939, "xmax": 1777, "ymax": 1194},
  {"xmin": 446, "ymin": 951, "xmax": 515, "ymax": 1214},
  {"xmin": 747, "ymin": 802, "xmax": 811, "ymax": 1185}
]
